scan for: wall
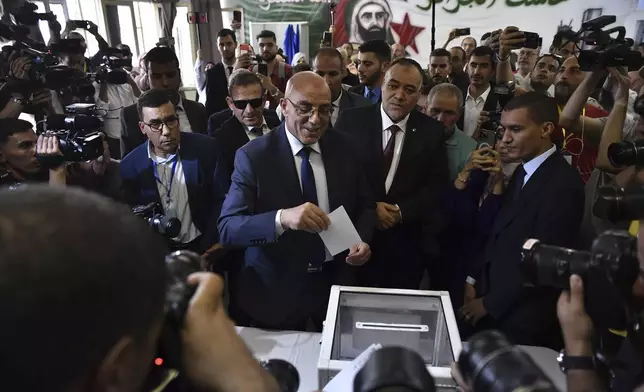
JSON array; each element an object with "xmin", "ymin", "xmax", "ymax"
[{"xmin": 209, "ymin": 0, "xmax": 641, "ymax": 65}]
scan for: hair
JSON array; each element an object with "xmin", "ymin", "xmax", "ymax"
[
  {"xmin": 450, "ymin": 46, "xmax": 466, "ymax": 59},
  {"xmin": 293, "ymin": 63, "xmax": 312, "ymax": 73},
  {"xmin": 0, "ymin": 186, "xmax": 167, "ymax": 390},
  {"xmin": 256, "ymin": 30, "xmax": 276, "ymax": 42},
  {"xmin": 143, "ymin": 46, "xmax": 179, "ymax": 70},
  {"xmin": 503, "ymin": 91, "xmax": 559, "ymax": 126},
  {"xmin": 420, "ymin": 72, "xmax": 432, "ymax": 95},
  {"xmin": 217, "ymin": 28, "xmax": 237, "ymax": 43},
  {"xmin": 469, "ymin": 46, "xmax": 496, "ymax": 67},
  {"xmin": 534, "ymin": 53, "xmax": 562, "ymax": 69},
  {"xmin": 388, "ymin": 58, "xmax": 425, "ymax": 85},
  {"xmin": 313, "ymin": 47, "xmax": 345, "ymax": 68},
  {"xmin": 430, "ymin": 48, "xmax": 451, "ymax": 61},
  {"xmin": 0, "ymin": 118, "xmax": 34, "ymax": 144},
  {"xmin": 427, "ymin": 83, "xmax": 464, "ymax": 112},
  {"xmin": 358, "ymin": 40, "xmax": 391, "ymax": 63},
  {"xmin": 227, "ymin": 69, "xmax": 264, "ymax": 96},
  {"xmin": 481, "ymin": 32, "xmax": 491, "ymax": 41},
  {"xmin": 461, "ymin": 36, "xmax": 477, "ymax": 47},
  {"xmin": 137, "ymin": 89, "xmax": 174, "ymax": 120}
]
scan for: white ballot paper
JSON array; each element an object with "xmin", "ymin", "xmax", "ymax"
[
  {"xmin": 319, "ymin": 206, "xmax": 362, "ymax": 255},
  {"xmin": 323, "ymin": 343, "xmax": 382, "ymax": 392}
]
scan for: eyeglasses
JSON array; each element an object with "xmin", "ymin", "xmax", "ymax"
[
  {"xmin": 232, "ymin": 98, "xmax": 264, "ymax": 110},
  {"xmin": 142, "ymin": 115, "xmax": 179, "ymax": 132},
  {"xmin": 286, "ymin": 98, "xmax": 334, "ymax": 118}
]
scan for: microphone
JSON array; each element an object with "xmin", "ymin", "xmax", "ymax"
[{"xmin": 45, "ymin": 114, "xmax": 103, "ymax": 131}]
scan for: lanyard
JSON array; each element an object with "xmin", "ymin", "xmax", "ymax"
[{"xmin": 153, "ymin": 158, "xmax": 179, "ymax": 205}]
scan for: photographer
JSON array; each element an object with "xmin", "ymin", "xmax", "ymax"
[
  {"xmin": 60, "ymin": 20, "xmax": 110, "ymax": 72},
  {"xmin": 0, "ymin": 118, "xmax": 109, "ymax": 188},
  {"xmin": 0, "ymin": 185, "xmax": 279, "ymax": 392}
]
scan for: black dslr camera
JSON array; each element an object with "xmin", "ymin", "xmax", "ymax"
[{"xmin": 132, "ymin": 202, "xmax": 181, "ymax": 239}]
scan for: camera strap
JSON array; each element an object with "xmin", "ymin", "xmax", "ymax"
[{"xmin": 153, "ymin": 158, "xmax": 179, "ymax": 207}]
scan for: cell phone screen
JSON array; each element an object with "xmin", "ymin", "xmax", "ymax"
[{"xmin": 258, "ymin": 63, "xmax": 268, "ymax": 76}]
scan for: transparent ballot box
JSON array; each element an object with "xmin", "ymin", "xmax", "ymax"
[{"xmin": 317, "ymin": 286, "xmax": 462, "ymax": 390}]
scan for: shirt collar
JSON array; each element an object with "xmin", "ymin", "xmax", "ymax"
[
  {"xmin": 380, "ymin": 104, "xmax": 410, "ymax": 132},
  {"xmin": 522, "ymin": 144, "xmax": 556, "ymax": 178},
  {"xmin": 147, "ymin": 140, "xmax": 179, "ymax": 164},
  {"xmin": 466, "ymin": 84, "xmax": 491, "ymax": 103},
  {"xmin": 176, "ymin": 96, "xmax": 185, "ymax": 112},
  {"xmin": 284, "ymin": 125, "xmax": 322, "ymax": 156},
  {"xmin": 244, "ymin": 117, "xmax": 269, "ymax": 134},
  {"xmin": 333, "ymin": 90, "xmax": 342, "ymax": 108},
  {"xmin": 445, "ymin": 126, "xmax": 463, "ymax": 146}
]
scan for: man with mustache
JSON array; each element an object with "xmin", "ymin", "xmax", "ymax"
[
  {"xmin": 120, "ymin": 89, "xmax": 225, "ymax": 255},
  {"xmin": 349, "ymin": 0, "xmax": 394, "ymax": 44},
  {"xmin": 428, "ymin": 48, "xmax": 452, "ymax": 86},
  {"xmin": 460, "ymin": 46, "xmax": 498, "ymax": 138},
  {"xmin": 218, "ymin": 72, "xmax": 375, "ymax": 330},
  {"xmin": 349, "ymin": 40, "xmax": 391, "ymax": 104},
  {"xmin": 335, "ymin": 58, "xmax": 448, "ymax": 289}
]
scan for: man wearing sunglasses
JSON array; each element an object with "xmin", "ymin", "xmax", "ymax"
[
  {"xmin": 120, "ymin": 89, "xmax": 226, "ymax": 255},
  {"xmin": 218, "ymin": 71, "xmax": 375, "ymax": 331},
  {"xmin": 211, "ymin": 70, "xmax": 281, "ymax": 185}
]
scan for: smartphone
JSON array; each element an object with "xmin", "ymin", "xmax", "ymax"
[
  {"xmin": 455, "ymin": 28, "xmax": 470, "ymax": 37},
  {"xmin": 233, "ymin": 10, "xmax": 242, "ymax": 23},
  {"xmin": 522, "ymin": 32, "xmax": 542, "ymax": 49},
  {"xmin": 258, "ymin": 63, "xmax": 268, "ymax": 76},
  {"xmin": 239, "ymin": 43, "xmax": 253, "ymax": 56},
  {"xmin": 322, "ymin": 31, "xmax": 332, "ymax": 47},
  {"xmin": 477, "ymin": 129, "xmax": 497, "ymax": 151}
]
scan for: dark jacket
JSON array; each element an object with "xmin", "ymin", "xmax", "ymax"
[
  {"xmin": 204, "ymin": 63, "xmax": 230, "ymax": 116},
  {"xmin": 207, "ymin": 109, "xmax": 281, "ymax": 138}
]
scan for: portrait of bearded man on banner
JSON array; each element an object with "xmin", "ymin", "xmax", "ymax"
[{"xmin": 348, "ymin": 0, "xmax": 394, "ymax": 44}]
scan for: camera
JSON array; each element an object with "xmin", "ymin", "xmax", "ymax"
[
  {"xmin": 132, "ymin": 202, "xmax": 181, "ymax": 239},
  {"xmin": 521, "ymin": 230, "xmax": 639, "ymax": 298},
  {"xmin": 558, "ymin": 15, "xmax": 643, "ymax": 71},
  {"xmin": 354, "ymin": 346, "xmax": 437, "ymax": 392},
  {"xmin": 493, "ymin": 81, "xmax": 515, "ymax": 109},
  {"xmin": 593, "ymin": 184, "xmax": 644, "ymax": 222},
  {"xmin": 458, "ymin": 330, "xmax": 557, "ymax": 392},
  {"xmin": 607, "ymin": 140, "xmax": 644, "ymax": 168},
  {"xmin": 89, "ymin": 47, "xmax": 130, "ymax": 85}
]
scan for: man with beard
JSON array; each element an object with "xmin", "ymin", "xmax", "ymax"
[
  {"xmin": 349, "ymin": 0, "xmax": 394, "ymax": 44},
  {"xmin": 461, "ymin": 37, "xmax": 477, "ymax": 65},
  {"xmin": 460, "ymin": 46, "xmax": 497, "ymax": 138},
  {"xmin": 450, "ymin": 47, "xmax": 470, "ymax": 97},
  {"xmin": 205, "ymin": 29, "xmax": 238, "ymax": 116},
  {"xmin": 349, "ymin": 40, "xmax": 391, "ymax": 104},
  {"xmin": 428, "ymin": 48, "xmax": 452, "ymax": 87}
]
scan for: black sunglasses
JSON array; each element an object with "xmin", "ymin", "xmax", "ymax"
[{"xmin": 232, "ymin": 98, "xmax": 264, "ymax": 110}]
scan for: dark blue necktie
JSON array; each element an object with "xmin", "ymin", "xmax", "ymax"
[
  {"xmin": 513, "ymin": 165, "xmax": 526, "ymax": 200},
  {"xmin": 367, "ymin": 89, "xmax": 377, "ymax": 104},
  {"xmin": 298, "ymin": 147, "xmax": 326, "ymax": 266}
]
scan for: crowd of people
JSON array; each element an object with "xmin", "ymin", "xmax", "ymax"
[{"xmin": 2, "ymin": 17, "xmax": 644, "ymax": 392}]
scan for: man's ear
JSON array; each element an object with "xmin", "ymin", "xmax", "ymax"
[
  {"xmin": 93, "ymin": 336, "xmax": 137, "ymax": 392},
  {"xmin": 138, "ymin": 121, "xmax": 146, "ymax": 134},
  {"xmin": 542, "ymin": 121, "xmax": 555, "ymax": 139},
  {"xmin": 382, "ymin": 61, "xmax": 391, "ymax": 72},
  {"xmin": 226, "ymin": 96, "xmax": 235, "ymax": 110}
]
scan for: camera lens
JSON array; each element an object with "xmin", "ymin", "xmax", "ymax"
[
  {"xmin": 458, "ymin": 330, "xmax": 557, "ymax": 392},
  {"xmin": 261, "ymin": 359, "xmax": 300, "ymax": 392},
  {"xmin": 521, "ymin": 239, "xmax": 590, "ymax": 289},
  {"xmin": 607, "ymin": 140, "xmax": 644, "ymax": 167},
  {"xmin": 353, "ymin": 346, "xmax": 436, "ymax": 392},
  {"xmin": 593, "ymin": 185, "xmax": 644, "ymax": 222}
]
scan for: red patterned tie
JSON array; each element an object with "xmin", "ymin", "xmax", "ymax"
[{"xmin": 383, "ymin": 125, "xmax": 401, "ymax": 176}]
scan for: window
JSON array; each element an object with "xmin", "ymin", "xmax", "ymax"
[
  {"xmin": 174, "ymin": 5, "xmax": 195, "ymax": 87},
  {"xmin": 117, "ymin": 5, "xmax": 138, "ymax": 59},
  {"xmin": 132, "ymin": 1, "xmax": 160, "ymax": 60}
]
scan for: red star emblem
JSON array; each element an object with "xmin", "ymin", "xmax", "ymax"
[{"xmin": 390, "ymin": 13, "xmax": 426, "ymax": 54}]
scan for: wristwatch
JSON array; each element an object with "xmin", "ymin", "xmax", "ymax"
[{"xmin": 557, "ymin": 350, "xmax": 596, "ymax": 373}]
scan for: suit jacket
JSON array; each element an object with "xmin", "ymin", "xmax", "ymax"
[
  {"xmin": 342, "ymin": 72, "xmax": 360, "ymax": 87},
  {"xmin": 335, "ymin": 105, "xmax": 448, "ymax": 229},
  {"xmin": 207, "ymin": 108, "xmax": 281, "ymax": 138},
  {"xmin": 120, "ymin": 98, "xmax": 208, "ymax": 158},
  {"xmin": 457, "ymin": 83, "xmax": 498, "ymax": 132},
  {"xmin": 349, "ymin": 84, "xmax": 382, "ymax": 104},
  {"xmin": 337, "ymin": 90, "xmax": 371, "ymax": 118},
  {"xmin": 120, "ymin": 132, "xmax": 227, "ymax": 252},
  {"xmin": 204, "ymin": 63, "xmax": 230, "ymax": 116},
  {"xmin": 480, "ymin": 151, "xmax": 584, "ymax": 347},
  {"xmin": 217, "ymin": 125, "xmax": 376, "ymax": 325}
]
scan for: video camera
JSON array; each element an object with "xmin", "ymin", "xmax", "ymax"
[
  {"xmin": 89, "ymin": 47, "xmax": 131, "ymax": 85},
  {"xmin": 558, "ymin": 15, "xmax": 642, "ymax": 71}
]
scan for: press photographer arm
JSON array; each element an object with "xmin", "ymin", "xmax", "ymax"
[
  {"xmin": 496, "ymin": 27, "xmax": 526, "ymax": 89},
  {"xmin": 559, "ymin": 69, "xmax": 606, "ymax": 146}
]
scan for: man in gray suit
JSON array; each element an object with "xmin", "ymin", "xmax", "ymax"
[
  {"xmin": 312, "ymin": 48, "xmax": 371, "ymax": 127},
  {"xmin": 120, "ymin": 47, "xmax": 208, "ymax": 157}
]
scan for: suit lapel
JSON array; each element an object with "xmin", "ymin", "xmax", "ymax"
[
  {"xmin": 319, "ymin": 133, "xmax": 341, "ymax": 211},
  {"xmin": 276, "ymin": 125, "xmax": 305, "ymax": 205},
  {"xmin": 338, "ymin": 91, "xmax": 351, "ymax": 115},
  {"xmin": 229, "ymin": 117, "xmax": 251, "ymax": 148},
  {"xmin": 133, "ymin": 144, "xmax": 162, "ymax": 203}
]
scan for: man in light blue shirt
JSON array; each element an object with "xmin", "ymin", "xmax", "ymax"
[{"xmin": 425, "ymin": 83, "xmax": 476, "ymax": 180}]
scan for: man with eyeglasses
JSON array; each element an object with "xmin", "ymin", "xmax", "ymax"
[
  {"xmin": 120, "ymin": 89, "xmax": 225, "ymax": 255},
  {"xmin": 218, "ymin": 71, "xmax": 375, "ymax": 331},
  {"xmin": 335, "ymin": 58, "xmax": 448, "ymax": 290}
]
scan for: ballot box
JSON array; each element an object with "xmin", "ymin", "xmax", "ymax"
[{"xmin": 317, "ymin": 286, "xmax": 462, "ymax": 390}]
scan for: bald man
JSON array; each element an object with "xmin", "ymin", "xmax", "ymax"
[{"xmin": 218, "ymin": 71, "xmax": 376, "ymax": 331}]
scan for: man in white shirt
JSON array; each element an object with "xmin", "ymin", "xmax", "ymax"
[
  {"xmin": 514, "ymin": 47, "xmax": 538, "ymax": 87},
  {"xmin": 462, "ymin": 46, "xmax": 497, "ymax": 137},
  {"xmin": 194, "ymin": 49, "xmax": 215, "ymax": 106}
]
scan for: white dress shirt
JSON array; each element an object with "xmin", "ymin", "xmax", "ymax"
[
  {"xmin": 331, "ymin": 91, "xmax": 342, "ymax": 126},
  {"xmin": 463, "ymin": 84, "xmax": 492, "ymax": 137},
  {"xmin": 381, "ymin": 104, "xmax": 409, "ymax": 193},
  {"xmin": 244, "ymin": 117, "xmax": 270, "ymax": 140},
  {"xmin": 275, "ymin": 127, "xmax": 332, "ymax": 261},
  {"xmin": 522, "ymin": 144, "xmax": 556, "ymax": 186},
  {"xmin": 148, "ymin": 142, "xmax": 201, "ymax": 244},
  {"xmin": 194, "ymin": 58, "xmax": 207, "ymax": 106},
  {"xmin": 94, "ymin": 82, "xmax": 138, "ymax": 139},
  {"xmin": 176, "ymin": 97, "xmax": 193, "ymax": 134}
]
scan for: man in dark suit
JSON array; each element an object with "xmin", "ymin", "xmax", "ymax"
[
  {"xmin": 312, "ymin": 48, "xmax": 371, "ymax": 127},
  {"xmin": 459, "ymin": 92, "xmax": 585, "ymax": 349},
  {"xmin": 459, "ymin": 46, "xmax": 498, "ymax": 138},
  {"xmin": 218, "ymin": 72, "xmax": 376, "ymax": 330},
  {"xmin": 212, "ymin": 70, "xmax": 282, "ymax": 182},
  {"xmin": 207, "ymin": 108, "xmax": 280, "ymax": 138},
  {"xmin": 335, "ymin": 58, "xmax": 449, "ymax": 289},
  {"xmin": 120, "ymin": 47, "xmax": 207, "ymax": 158},
  {"xmin": 349, "ymin": 40, "xmax": 391, "ymax": 105},
  {"xmin": 120, "ymin": 89, "xmax": 225, "ymax": 255},
  {"xmin": 204, "ymin": 28, "xmax": 238, "ymax": 117}
]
